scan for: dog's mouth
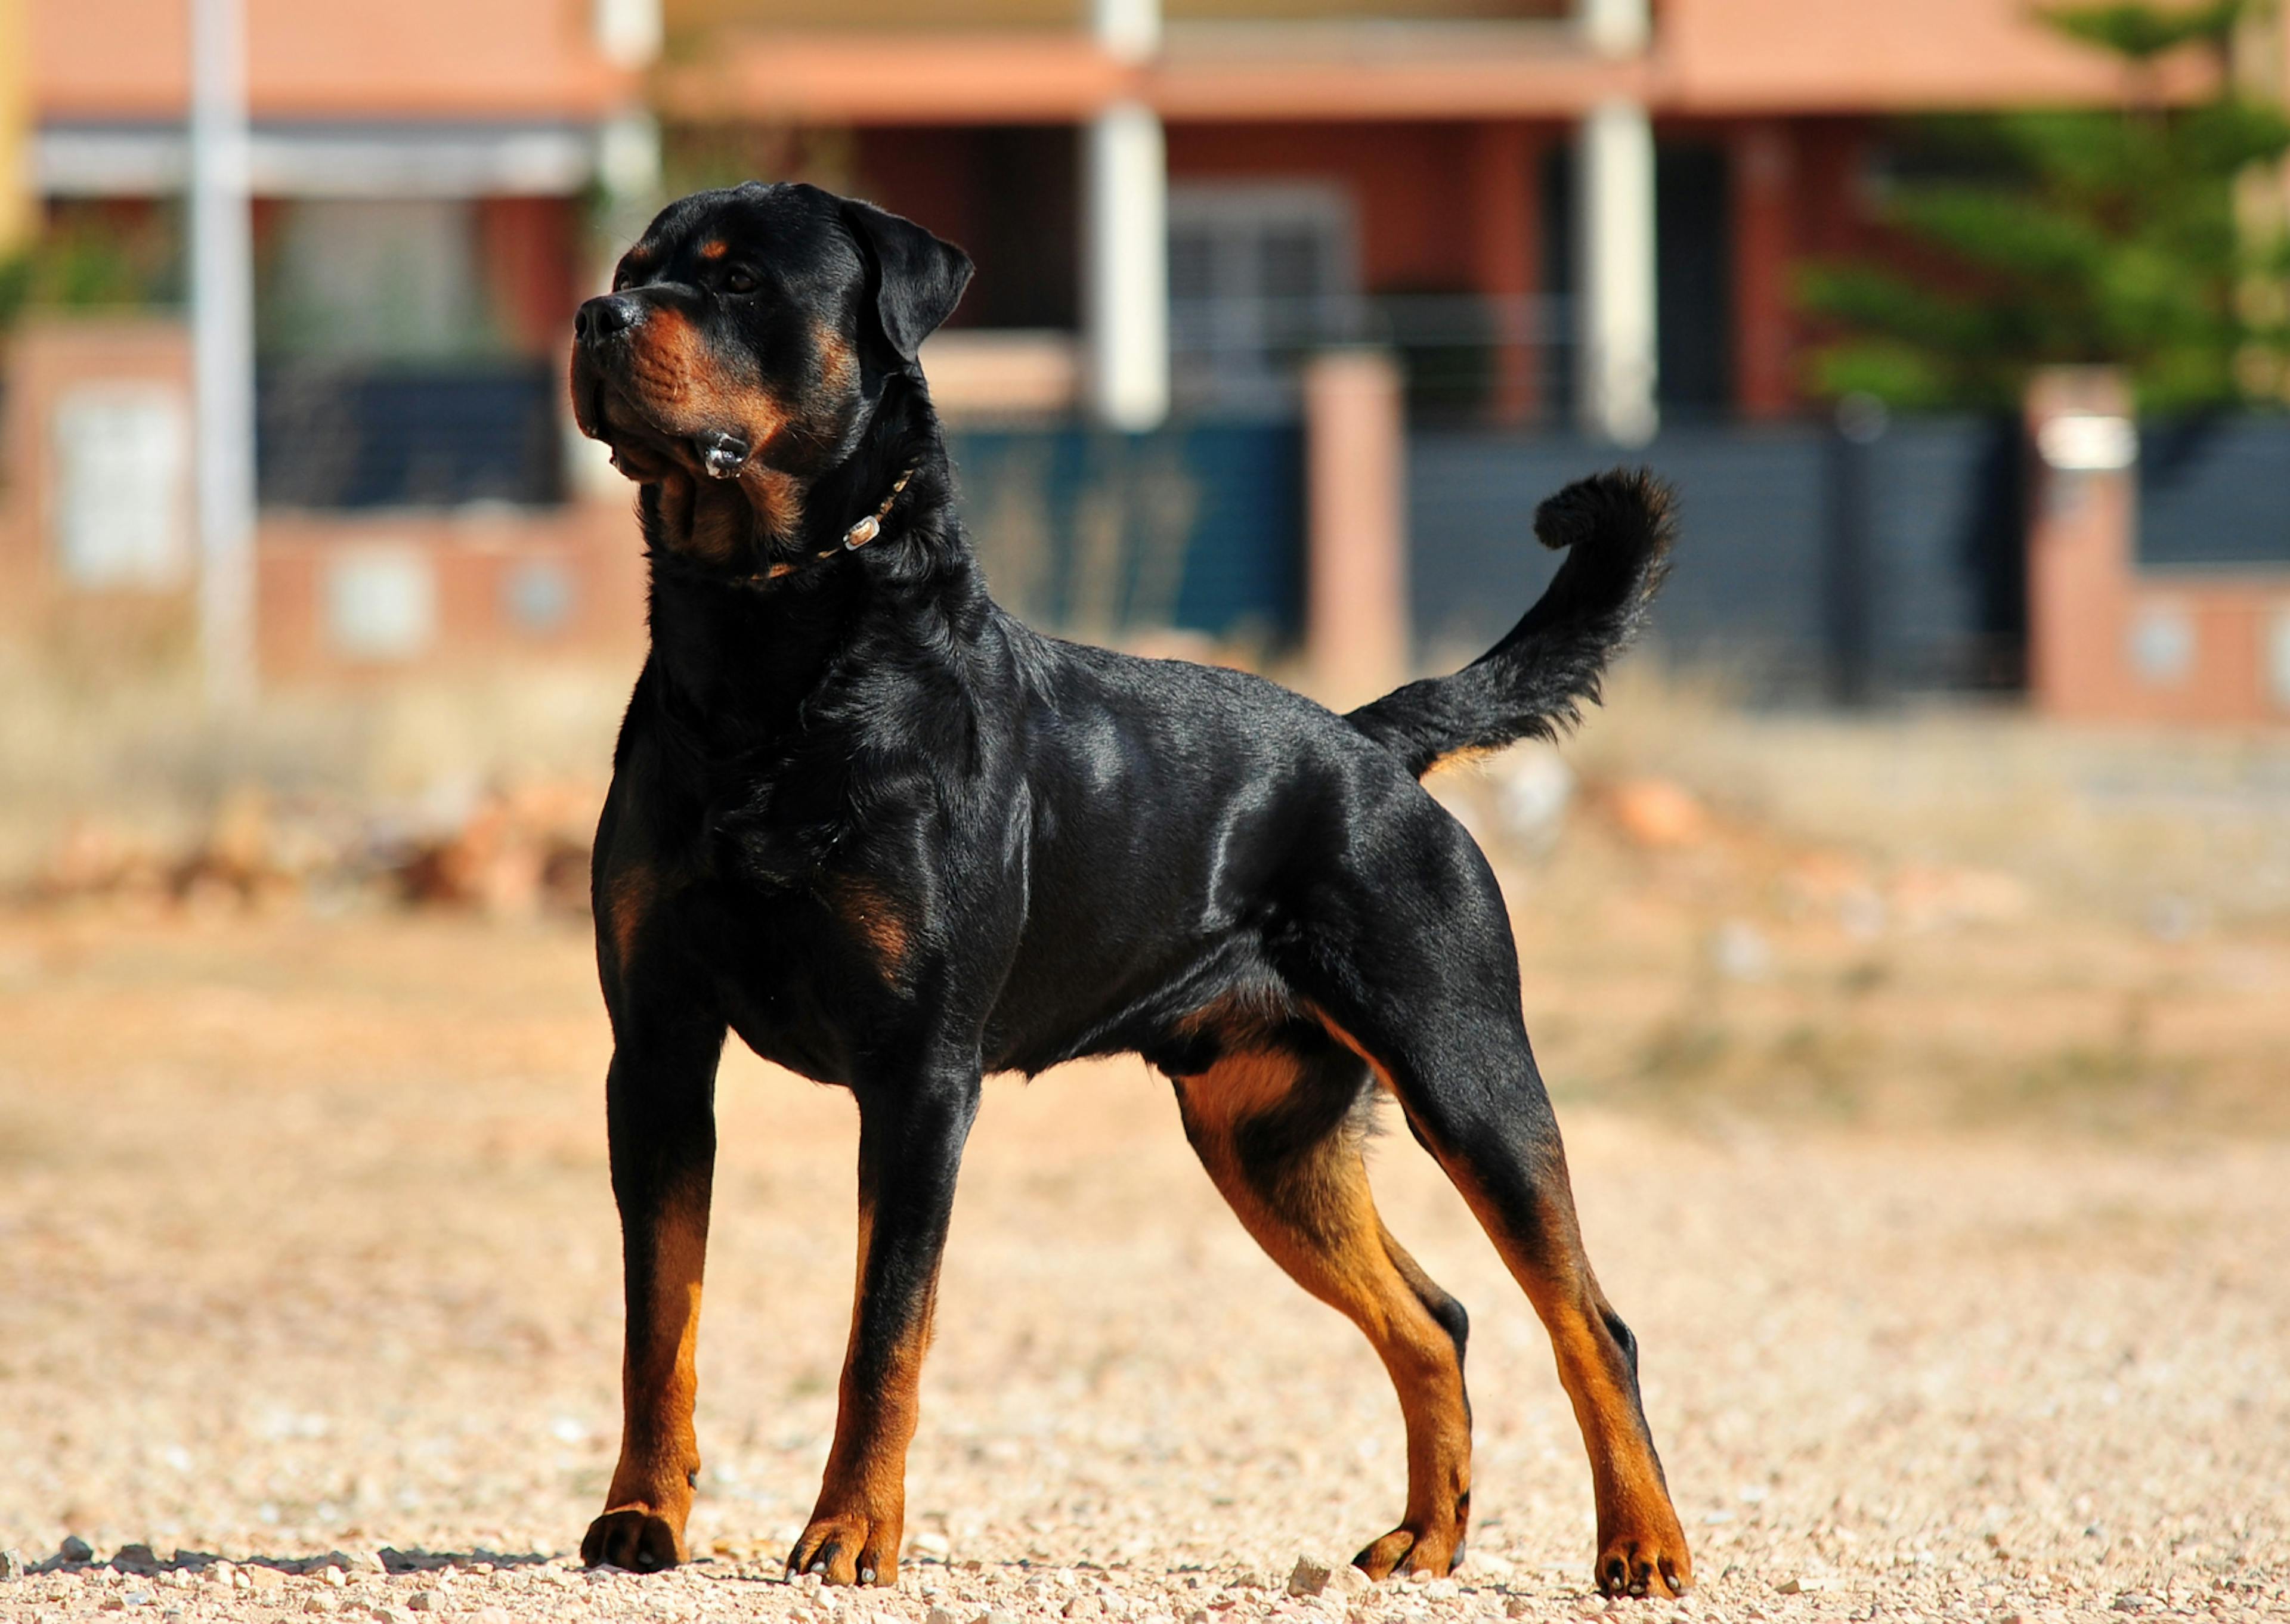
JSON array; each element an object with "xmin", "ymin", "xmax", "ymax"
[{"xmin": 576, "ymin": 364, "xmax": 755, "ymax": 484}]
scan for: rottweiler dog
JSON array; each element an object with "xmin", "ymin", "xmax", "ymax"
[{"xmin": 568, "ymin": 181, "xmax": 1690, "ymax": 1600}]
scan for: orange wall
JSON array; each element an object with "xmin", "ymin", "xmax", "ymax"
[
  {"xmin": 829, "ymin": 112, "xmax": 1889, "ymax": 419},
  {"xmin": 1659, "ymin": 0, "xmax": 2220, "ymax": 114},
  {"xmin": 35, "ymin": 0, "xmax": 626, "ymax": 120},
  {"xmin": 655, "ymin": 0, "xmax": 2236, "ymax": 128},
  {"xmin": 665, "ymin": 1, "xmax": 1567, "ymax": 26},
  {"xmin": 2027, "ymin": 371, "xmax": 2290, "ymax": 727},
  {"xmin": 1168, "ymin": 122, "xmax": 1502, "ymax": 292},
  {"xmin": 479, "ymin": 198, "xmax": 585, "ymax": 356},
  {"xmin": 256, "ymin": 504, "xmax": 646, "ymax": 681}
]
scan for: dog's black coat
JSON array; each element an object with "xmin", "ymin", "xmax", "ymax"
[{"xmin": 568, "ymin": 181, "xmax": 1691, "ymax": 1600}]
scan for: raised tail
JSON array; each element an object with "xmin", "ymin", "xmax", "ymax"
[{"xmin": 1347, "ymin": 467, "xmax": 1676, "ymax": 779}]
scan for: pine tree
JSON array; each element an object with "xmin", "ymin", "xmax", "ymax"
[{"xmin": 1799, "ymin": 1, "xmax": 2290, "ymax": 410}]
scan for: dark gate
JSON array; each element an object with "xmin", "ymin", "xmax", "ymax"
[{"xmin": 1407, "ymin": 416, "xmax": 2023, "ymax": 698}]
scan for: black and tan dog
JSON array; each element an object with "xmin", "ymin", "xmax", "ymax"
[{"xmin": 568, "ymin": 181, "xmax": 1690, "ymax": 1599}]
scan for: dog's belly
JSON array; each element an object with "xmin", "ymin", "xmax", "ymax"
[
  {"xmin": 983, "ymin": 804, "xmax": 1295, "ymax": 1075},
  {"xmin": 718, "ymin": 975, "xmax": 847, "ymax": 1082}
]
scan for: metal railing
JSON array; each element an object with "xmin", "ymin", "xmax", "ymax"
[
  {"xmin": 1171, "ymin": 291, "xmax": 1576, "ymax": 424},
  {"xmin": 256, "ymin": 360, "xmax": 566, "ymax": 510}
]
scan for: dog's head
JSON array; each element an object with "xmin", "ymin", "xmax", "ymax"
[{"xmin": 570, "ymin": 182, "xmax": 971, "ymax": 495}]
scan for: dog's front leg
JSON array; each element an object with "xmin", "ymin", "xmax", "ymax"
[
  {"xmin": 788, "ymin": 1065, "xmax": 983, "ymax": 1586},
  {"xmin": 583, "ymin": 1011, "xmax": 726, "ymax": 1572}
]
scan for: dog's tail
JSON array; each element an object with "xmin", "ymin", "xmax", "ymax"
[{"xmin": 1345, "ymin": 467, "xmax": 1676, "ymax": 780}]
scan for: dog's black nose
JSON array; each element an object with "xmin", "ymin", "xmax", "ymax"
[{"xmin": 575, "ymin": 293, "xmax": 642, "ymax": 342}]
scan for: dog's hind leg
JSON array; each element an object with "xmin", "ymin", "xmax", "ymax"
[
  {"xmin": 1171, "ymin": 1035, "xmax": 1474, "ymax": 1579},
  {"xmin": 1287, "ymin": 822, "xmax": 1691, "ymax": 1599},
  {"xmin": 1308, "ymin": 985, "xmax": 1692, "ymax": 1598}
]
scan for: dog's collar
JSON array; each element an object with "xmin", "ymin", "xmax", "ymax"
[
  {"xmin": 738, "ymin": 467, "xmax": 915, "ymax": 588},
  {"xmin": 835, "ymin": 466, "xmax": 915, "ymax": 553}
]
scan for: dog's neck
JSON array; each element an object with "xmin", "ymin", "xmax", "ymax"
[{"xmin": 638, "ymin": 375, "xmax": 983, "ymax": 748}]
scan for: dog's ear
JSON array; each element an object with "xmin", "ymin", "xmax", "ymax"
[{"xmin": 841, "ymin": 197, "xmax": 973, "ymax": 364}]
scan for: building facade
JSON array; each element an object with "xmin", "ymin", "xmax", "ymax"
[
  {"xmin": 5, "ymin": 0, "xmax": 2285, "ymax": 713},
  {"xmin": 652, "ymin": 0, "xmax": 2236, "ymax": 435},
  {"xmin": 4, "ymin": 0, "xmax": 658, "ymax": 674}
]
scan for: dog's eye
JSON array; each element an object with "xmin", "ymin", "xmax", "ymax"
[{"xmin": 722, "ymin": 266, "xmax": 759, "ymax": 296}]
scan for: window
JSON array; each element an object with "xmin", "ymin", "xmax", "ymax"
[
  {"xmin": 262, "ymin": 200, "xmax": 500, "ymax": 362},
  {"xmin": 1169, "ymin": 183, "xmax": 1361, "ymax": 413},
  {"xmin": 51, "ymin": 384, "xmax": 190, "ymax": 589}
]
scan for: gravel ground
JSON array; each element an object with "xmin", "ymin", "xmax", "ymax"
[{"xmin": 1, "ymin": 907, "xmax": 2283, "ymax": 1624}]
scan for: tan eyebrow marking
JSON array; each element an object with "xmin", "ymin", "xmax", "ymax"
[{"xmin": 697, "ymin": 240, "xmax": 729, "ymax": 262}]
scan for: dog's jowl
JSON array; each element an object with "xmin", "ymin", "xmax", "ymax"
[{"xmin": 570, "ymin": 181, "xmax": 1691, "ymax": 1599}]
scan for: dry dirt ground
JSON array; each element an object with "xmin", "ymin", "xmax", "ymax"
[
  {"xmin": 1, "ymin": 873, "xmax": 2284, "ymax": 1624},
  {"xmin": 4, "ymin": 692, "xmax": 2288, "ymax": 1624}
]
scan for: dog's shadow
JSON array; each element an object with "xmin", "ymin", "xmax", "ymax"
[{"xmin": 31, "ymin": 1546, "xmax": 560, "ymax": 1577}]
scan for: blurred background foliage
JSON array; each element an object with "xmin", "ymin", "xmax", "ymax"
[
  {"xmin": 1799, "ymin": 0, "xmax": 2290, "ymax": 410},
  {"xmin": 0, "ymin": 201, "xmax": 184, "ymax": 330}
]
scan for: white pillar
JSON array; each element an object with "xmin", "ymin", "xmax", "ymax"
[
  {"xmin": 594, "ymin": 0, "xmax": 663, "ymax": 230},
  {"xmin": 1083, "ymin": 0, "xmax": 1168, "ymax": 431},
  {"xmin": 1576, "ymin": 98, "xmax": 1658, "ymax": 446},
  {"xmin": 1093, "ymin": 0, "xmax": 1160, "ymax": 60},
  {"xmin": 593, "ymin": 0, "xmax": 662, "ymax": 70},
  {"xmin": 190, "ymin": 0, "xmax": 258, "ymax": 707},
  {"xmin": 1579, "ymin": 0, "xmax": 1650, "ymax": 55}
]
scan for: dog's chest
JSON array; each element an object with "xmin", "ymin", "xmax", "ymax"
[
  {"xmin": 683, "ymin": 888, "xmax": 863, "ymax": 1083},
  {"xmin": 698, "ymin": 761, "xmax": 853, "ymax": 892}
]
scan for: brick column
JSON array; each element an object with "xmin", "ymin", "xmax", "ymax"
[
  {"xmin": 1305, "ymin": 351, "xmax": 1410, "ymax": 708},
  {"xmin": 1731, "ymin": 120, "xmax": 1797, "ymax": 420},
  {"xmin": 2025, "ymin": 368, "xmax": 2136, "ymax": 718},
  {"xmin": 1469, "ymin": 122, "xmax": 1542, "ymax": 427}
]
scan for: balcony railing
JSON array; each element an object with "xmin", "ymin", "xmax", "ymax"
[
  {"xmin": 1172, "ymin": 290, "xmax": 1576, "ymax": 424},
  {"xmin": 256, "ymin": 359, "xmax": 566, "ymax": 510}
]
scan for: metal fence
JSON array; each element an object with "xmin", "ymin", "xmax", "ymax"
[
  {"xmin": 1171, "ymin": 292, "xmax": 1573, "ymax": 425},
  {"xmin": 235, "ymin": 333, "xmax": 2282, "ymax": 711},
  {"xmin": 2139, "ymin": 417, "xmax": 2290, "ymax": 568},
  {"xmin": 256, "ymin": 360, "xmax": 566, "ymax": 510},
  {"xmin": 1410, "ymin": 414, "xmax": 2025, "ymax": 698},
  {"xmin": 949, "ymin": 420, "xmax": 1305, "ymax": 643}
]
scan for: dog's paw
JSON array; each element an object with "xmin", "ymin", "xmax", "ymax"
[
  {"xmin": 1594, "ymin": 1529, "xmax": 1692, "ymax": 1599},
  {"xmin": 581, "ymin": 1507, "xmax": 685, "ymax": 1573},
  {"xmin": 786, "ymin": 1511, "xmax": 899, "ymax": 1586},
  {"xmin": 1353, "ymin": 1522, "xmax": 1462, "ymax": 1581}
]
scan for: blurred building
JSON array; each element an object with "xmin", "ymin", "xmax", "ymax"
[
  {"xmin": 2, "ymin": 0, "xmax": 2283, "ymax": 718},
  {"xmin": 26, "ymin": 0, "xmax": 657, "ymax": 500},
  {"xmin": 1, "ymin": 0, "xmax": 657, "ymax": 674},
  {"xmin": 655, "ymin": 0, "xmax": 2215, "ymax": 435},
  {"xmin": 649, "ymin": 0, "xmax": 2286, "ymax": 717}
]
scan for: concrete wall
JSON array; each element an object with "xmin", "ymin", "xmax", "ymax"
[
  {"xmin": 1, "ymin": 318, "xmax": 645, "ymax": 684},
  {"xmin": 2028, "ymin": 371, "xmax": 2290, "ymax": 727}
]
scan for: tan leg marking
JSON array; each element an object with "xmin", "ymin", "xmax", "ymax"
[
  {"xmin": 586, "ymin": 1183, "xmax": 708, "ymax": 1570},
  {"xmin": 790, "ymin": 1192, "xmax": 935, "ymax": 1585}
]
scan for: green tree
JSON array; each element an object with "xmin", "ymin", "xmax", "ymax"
[{"xmin": 1799, "ymin": 1, "xmax": 2290, "ymax": 410}]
